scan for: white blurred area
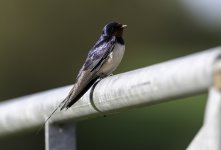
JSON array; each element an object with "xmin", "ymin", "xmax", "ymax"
[{"xmin": 180, "ymin": 0, "xmax": 221, "ymax": 31}]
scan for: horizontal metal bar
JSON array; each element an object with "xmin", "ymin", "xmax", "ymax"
[{"xmin": 0, "ymin": 47, "xmax": 220, "ymax": 136}]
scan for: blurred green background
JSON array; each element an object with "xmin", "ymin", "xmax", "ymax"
[{"xmin": 0, "ymin": 0, "xmax": 221, "ymax": 149}]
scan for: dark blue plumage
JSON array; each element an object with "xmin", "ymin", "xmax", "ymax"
[
  {"xmin": 83, "ymin": 22, "xmax": 125, "ymax": 71},
  {"xmin": 57, "ymin": 22, "xmax": 126, "ymax": 111}
]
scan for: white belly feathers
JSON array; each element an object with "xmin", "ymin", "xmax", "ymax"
[{"xmin": 99, "ymin": 43, "xmax": 125, "ymax": 76}]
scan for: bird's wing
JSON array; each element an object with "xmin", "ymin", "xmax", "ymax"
[
  {"xmin": 76, "ymin": 37, "xmax": 116, "ymax": 81},
  {"xmin": 60, "ymin": 69, "xmax": 99, "ymax": 110},
  {"xmin": 84, "ymin": 37, "xmax": 116, "ymax": 71},
  {"xmin": 61, "ymin": 37, "xmax": 116, "ymax": 110}
]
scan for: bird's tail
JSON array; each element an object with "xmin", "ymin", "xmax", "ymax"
[
  {"xmin": 36, "ymin": 84, "xmax": 78, "ymax": 134},
  {"xmin": 60, "ymin": 86, "xmax": 76, "ymax": 110},
  {"xmin": 60, "ymin": 90, "xmax": 83, "ymax": 111},
  {"xmin": 60, "ymin": 76, "xmax": 99, "ymax": 110},
  {"xmin": 35, "ymin": 97, "xmax": 67, "ymax": 134},
  {"xmin": 36, "ymin": 76, "xmax": 99, "ymax": 134}
]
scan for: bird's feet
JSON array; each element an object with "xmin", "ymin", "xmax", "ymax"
[
  {"xmin": 100, "ymin": 73, "xmax": 114, "ymax": 79},
  {"xmin": 109, "ymin": 73, "xmax": 114, "ymax": 76}
]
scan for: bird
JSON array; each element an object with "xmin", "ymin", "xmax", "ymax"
[
  {"xmin": 60, "ymin": 22, "xmax": 127, "ymax": 110},
  {"xmin": 43, "ymin": 21, "xmax": 127, "ymax": 124}
]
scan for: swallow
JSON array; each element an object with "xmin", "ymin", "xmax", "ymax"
[
  {"xmin": 60, "ymin": 21, "xmax": 127, "ymax": 110},
  {"xmin": 39, "ymin": 22, "xmax": 127, "ymax": 127}
]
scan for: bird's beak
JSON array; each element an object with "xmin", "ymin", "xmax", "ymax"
[{"xmin": 121, "ymin": 24, "xmax": 127, "ymax": 28}]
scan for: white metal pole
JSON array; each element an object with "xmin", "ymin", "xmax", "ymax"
[
  {"xmin": 187, "ymin": 87, "xmax": 221, "ymax": 150},
  {"xmin": 187, "ymin": 56, "xmax": 221, "ymax": 150},
  {"xmin": 0, "ymin": 47, "xmax": 220, "ymax": 136}
]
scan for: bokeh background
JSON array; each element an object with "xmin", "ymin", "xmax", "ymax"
[{"xmin": 0, "ymin": 0, "xmax": 221, "ymax": 149}]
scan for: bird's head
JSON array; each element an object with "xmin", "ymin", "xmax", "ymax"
[{"xmin": 102, "ymin": 22, "xmax": 127, "ymax": 37}]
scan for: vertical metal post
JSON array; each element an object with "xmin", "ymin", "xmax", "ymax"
[
  {"xmin": 187, "ymin": 57, "xmax": 221, "ymax": 150},
  {"xmin": 45, "ymin": 121, "xmax": 77, "ymax": 150}
]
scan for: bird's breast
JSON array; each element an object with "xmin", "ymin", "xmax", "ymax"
[{"xmin": 99, "ymin": 43, "xmax": 125, "ymax": 76}]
